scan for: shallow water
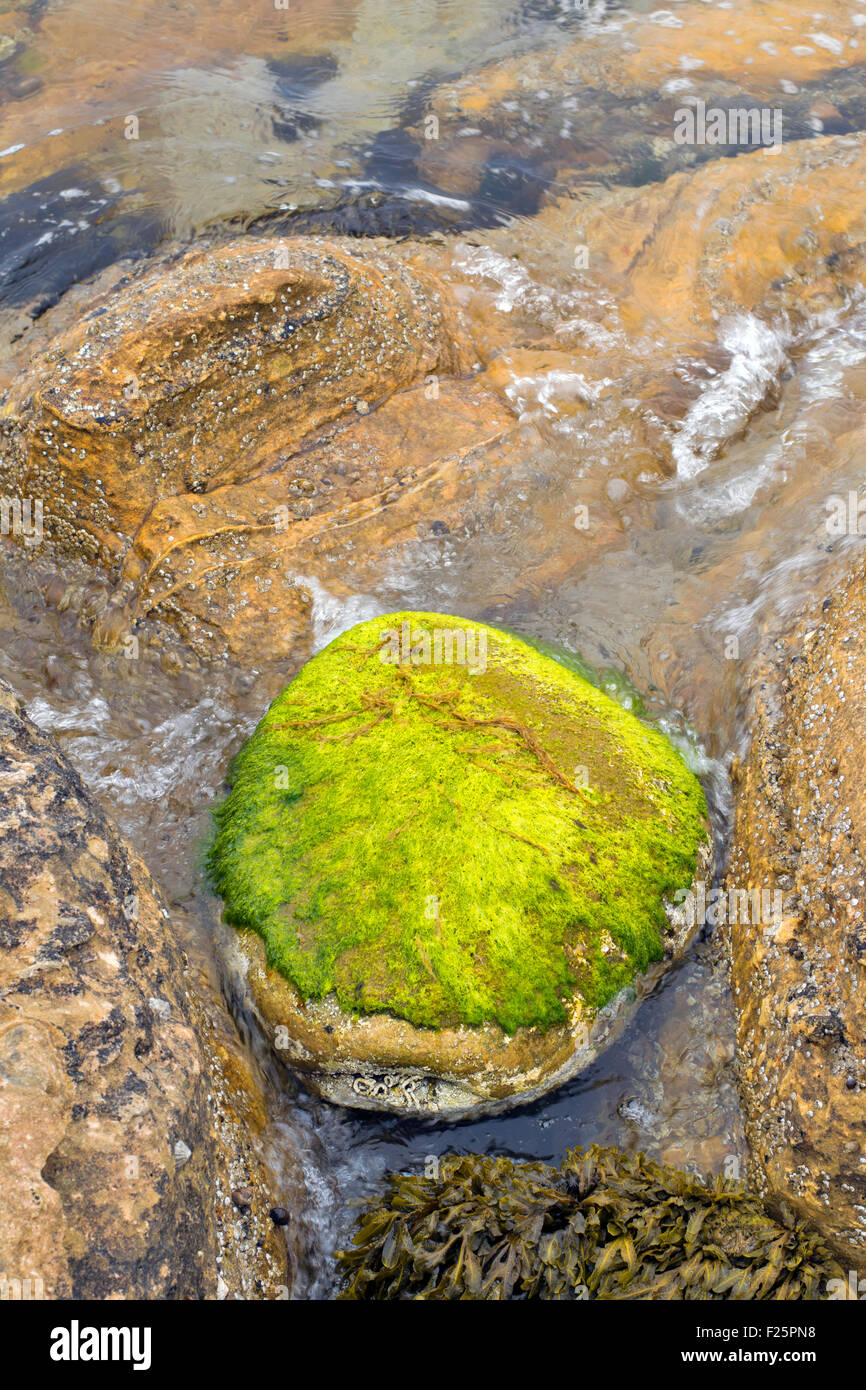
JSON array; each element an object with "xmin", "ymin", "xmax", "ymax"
[{"xmin": 1, "ymin": 0, "xmax": 864, "ymax": 1297}]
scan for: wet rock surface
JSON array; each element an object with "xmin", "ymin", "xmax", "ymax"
[
  {"xmin": 727, "ymin": 555, "xmax": 866, "ymax": 1270},
  {"xmin": 0, "ymin": 234, "xmax": 519, "ymax": 661},
  {"xmin": 1, "ymin": 0, "xmax": 865, "ymax": 1300},
  {"xmin": 2, "ymin": 235, "xmax": 470, "ymax": 554},
  {"xmin": 451, "ymin": 130, "xmax": 866, "ymax": 391},
  {"xmin": 5, "ymin": 133, "xmax": 866, "ymax": 669},
  {"xmin": 0, "ymin": 676, "xmax": 288, "ymax": 1298}
]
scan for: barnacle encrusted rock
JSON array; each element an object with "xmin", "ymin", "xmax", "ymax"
[
  {"xmin": 209, "ymin": 612, "xmax": 711, "ymax": 1118},
  {"xmin": 1, "ymin": 236, "xmax": 470, "ymax": 561},
  {"xmin": 0, "ymin": 235, "xmax": 519, "ymax": 661},
  {"xmin": 0, "ymin": 676, "xmax": 288, "ymax": 1299},
  {"xmin": 727, "ymin": 556, "xmax": 866, "ymax": 1270},
  {"xmin": 338, "ymin": 1144, "xmax": 845, "ymax": 1301}
]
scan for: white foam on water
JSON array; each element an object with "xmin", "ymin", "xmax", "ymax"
[
  {"xmin": 807, "ymin": 31, "xmax": 844, "ymax": 55},
  {"xmin": 675, "ymin": 433, "xmax": 787, "ymax": 524},
  {"xmin": 26, "ymin": 688, "xmax": 246, "ymax": 810},
  {"xmin": 796, "ymin": 295, "xmax": 866, "ymax": 406},
  {"xmin": 338, "ymin": 177, "xmax": 471, "ymax": 211},
  {"xmin": 295, "ymin": 574, "xmax": 385, "ymax": 653},
  {"xmin": 452, "ymin": 243, "xmax": 538, "ymax": 312},
  {"xmin": 672, "ymin": 313, "xmax": 789, "ymax": 480},
  {"xmin": 401, "ymin": 185, "xmax": 472, "ymax": 211},
  {"xmin": 676, "ymin": 297, "xmax": 866, "ymax": 524},
  {"xmin": 504, "ymin": 367, "xmax": 600, "ymax": 420},
  {"xmin": 27, "ymin": 692, "xmax": 111, "ymax": 738},
  {"xmin": 451, "ymin": 242, "xmax": 565, "ymax": 318}
]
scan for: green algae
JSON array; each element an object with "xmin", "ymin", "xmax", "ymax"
[
  {"xmin": 208, "ymin": 612, "xmax": 708, "ymax": 1032},
  {"xmin": 337, "ymin": 1145, "xmax": 843, "ymax": 1300},
  {"xmin": 511, "ymin": 630, "xmax": 650, "ymax": 719}
]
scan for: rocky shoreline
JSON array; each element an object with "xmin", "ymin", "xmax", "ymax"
[
  {"xmin": 726, "ymin": 554, "xmax": 866, "ymax": 1271},
  {"xmin": 1, "ymin": 0, "xmax": 865, "ymax": 1300},
  {"xmin": 0, "ymin": 677, "xmax": 288, "ymax": 1298}
]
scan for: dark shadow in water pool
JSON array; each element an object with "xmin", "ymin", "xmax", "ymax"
[{"xmin": 0, "ymin": 166, "xmax": 166, "ymax": 317}]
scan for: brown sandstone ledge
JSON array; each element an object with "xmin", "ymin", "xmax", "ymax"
[
  {"xmin": 727, "ymin": 554, "xmax": 866, "ymax": 1270},
  {"xmin": 0, "ymin": 677, "xmax": 290, "ymax": 1299}
]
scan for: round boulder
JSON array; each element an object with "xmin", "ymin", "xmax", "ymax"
[{"xmin": 209, "ymin": 612, "xmax": 710, "ymax": 1117}]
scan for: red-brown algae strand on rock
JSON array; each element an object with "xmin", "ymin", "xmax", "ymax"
[
  {"xmin": 726, "ymin": 560, "xmax": 866, "ymax": 1270},
  {"xmin": 0, "ymin": 237, "xmax": 472, "ymax": 566}
]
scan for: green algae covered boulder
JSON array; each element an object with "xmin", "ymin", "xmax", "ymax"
[{"xmin": 209, "ymin": 612, "xmax": 710, "ymax": 1117}]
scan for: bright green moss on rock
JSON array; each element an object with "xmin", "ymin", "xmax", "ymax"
[{"xmin": 208, "ymin": 612, "xmax": 708, "ymax": 1033}]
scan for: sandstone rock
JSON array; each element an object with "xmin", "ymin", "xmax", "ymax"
[
  {"xmin": 0, "ymin": 234, "xmax": 522, "ymax": 661},
  {"xmin": 2, "ymin": 236, "xmax": 471, "ymax": 563},
  {"xmin": 0, "ymin": 677, "xmax": 288, "ymax": 1298},
  {"xmin": 448, "ymin": 0, "xmax": 864, "ymax": 113},
  {"xmin": 209, "ymin": 612, "xmax": 711, "ymax": 1118},
  {"xmin": 585, "ymin": 138, "xmax": 866, "ymax": 346},
  {"xmin": 7, "ymin": 138, "xmax": 866, "ymax": 670},
  {"xmin": 456, "ymin": 133, "xmax": 866, "ymax": 353},
  {"xmin": 116, "ymin": 370, "xmax": 516, "ymax": 664},
  {"xmin": 444, "ymin": 133, "xmax": 866, "ymax": 490},
  {"xmin": 727, "ymin": 556, "xmax": 866, "ymax": 1269}
]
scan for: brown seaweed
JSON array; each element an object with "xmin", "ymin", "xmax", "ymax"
[{"xmin": 337, "ymin": 1145, "xmax": 843, "ymax": 1301}]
